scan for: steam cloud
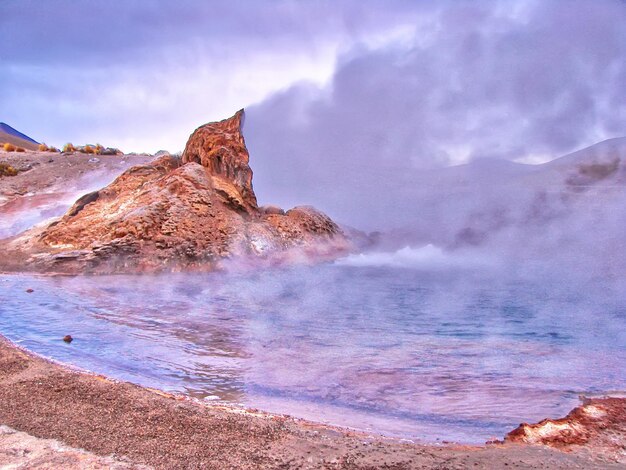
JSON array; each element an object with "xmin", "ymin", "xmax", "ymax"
[
  {"xmin": 246, "ymin": 1, "xmax": 626, "ymax": 225},
  {"xmin": 0, "ymin": 167, "xmax": 132, "ymax": 239}
]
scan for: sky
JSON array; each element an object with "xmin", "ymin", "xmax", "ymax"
[{"xmin": 1, "ymin": 0, "xmax": 625, "ymax": 226}]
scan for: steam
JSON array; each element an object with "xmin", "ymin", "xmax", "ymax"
[
  {"xmin": 2, "ymin": 259, "xmax": 625, "ymax": 442},
  {"xmin": 245, "ymin": 1, "xmax": 626, "ymax": 232},
  {"xmin": 328, "ymin": 137, "xmax": 626, "ymax": 281},
  {"xmin": 336, "ymin": 245, "xmax": 495, "ymax": 270},
  {"xmin": 0, "ymin": 166, "xmax": 129, "ymax": 239}
]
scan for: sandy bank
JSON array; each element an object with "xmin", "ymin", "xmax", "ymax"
[
  {"xmin": 0, "ymin": 424, "xmax": 144, "ymax": 469},
  {"xmin": 0, "ymin": 337, "xmax": 621, "ymax": 469}
]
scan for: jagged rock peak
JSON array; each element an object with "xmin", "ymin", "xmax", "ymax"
[{"xmin": 182, "ymin": 109, "xmax": 257, "ymax": 210}]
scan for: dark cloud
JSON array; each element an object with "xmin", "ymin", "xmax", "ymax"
[
  {"xmin": 0, "ymin": 0, "xmax": 424, "ymax": 65},
  {"xmin": 245, "ymin": 0, "xmax": 626, "ymax": 228}
]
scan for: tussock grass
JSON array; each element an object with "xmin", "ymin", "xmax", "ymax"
[
  {"xmin": 0, "ymin": 162, "xmax": 18, "ymax": 176},
  {"xmin": 62, "ymin": 142, "xmax": 115, "ymax": 155}
]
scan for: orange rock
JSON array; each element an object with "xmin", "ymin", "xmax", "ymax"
[
  {"xmin": 1, "ymin": 111, "xmax": 351, "ymax": 273},
  {"xmin": 182, "ymin": 109, "xmax": 257, "ymax": 211},
  {"xmin": 505, "ymin": 397, "xmax": 626, "ymax": 463}
]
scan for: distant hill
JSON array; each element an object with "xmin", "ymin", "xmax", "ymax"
[
  {"xmin": 350, "ymin": 135, "xmax": 626, "ymax": 249},
  {"xmin": 0, "ymin": 122, "xmax": 39, "ymax": 150}
]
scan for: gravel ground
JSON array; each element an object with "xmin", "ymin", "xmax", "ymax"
[{"xmin": 0, "ymin": 336, "xmax": 620, "ymax": 470}]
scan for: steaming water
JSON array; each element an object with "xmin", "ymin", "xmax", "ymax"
[{"xmin": 1, "ymin": 260, "xmax": 625, "ymax": 443}]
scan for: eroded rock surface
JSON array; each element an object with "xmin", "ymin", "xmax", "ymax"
[
  {"xmin": 505, "ymin": 397, "xmax": 626, "ymax": 464},
  {"xmin": 182, "ymin": 109, "xmax": 257, "ymax": 211},
  {"xmin": 0, "ymin": 111, "xmax": 350, "ymax": 273}
]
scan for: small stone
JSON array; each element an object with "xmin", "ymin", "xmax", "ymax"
[
  {"xmin": 25, "ymin": 288, "xmax": 34, "ymax": 293},
  {"xmin": 63, "ymin": 335, "xmax": 73, "ymax": 343}
]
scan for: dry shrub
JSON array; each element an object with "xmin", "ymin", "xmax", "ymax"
[
  {"xmin": 0, "ymin": 162, "xmax": 18, "ymax": 176},
  {"xmin": 566, "ymin": 157, "xmax": 621, "ymax": 190},
  {"xmin": 63, "ymin": 143, "xmax": 76, "ymax": 153},
  {"xmin": 579, "ymin": 158, "xmax": 619, "ymax": 180},
  {"xmin": 15, "ymin": 147, "xmax": 26, "ymax": 152},
  {"xmin": 3, "ymin": 143, "xmax": 16, "ymax": 152},
  {"xmin": 38, "ymin": 143, "xmax": 49, "ymax": 151},
  {"xmin": 83, "ymin": 145, "xmax": 95, "ymax": 154},
  {"xmin": 48, "ymin": 146, "xmax": 59, "ymax": 152},
  {"xmin": 95, "ymin": 143, "xmax": 105, "ymax": 155}
]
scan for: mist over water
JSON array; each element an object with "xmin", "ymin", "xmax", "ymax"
[
  {"xmin": 1, "ymin": 257, "xmax": 624, "ymax": 443},
  {"xmin": 1, "ymin": 134, "xmax": 625, "ymax": 444},
  {"xmin": 1, "ymin": 141, "xmax": 625, "ymax": 443}
]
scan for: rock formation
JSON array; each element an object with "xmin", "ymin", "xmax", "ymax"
[
  {"xmin": 505, "ymin": 397, "xmax": 626, "ymax": 464},
  {"xmin": 0, "ymin": 110, "xmax": 350, "ymax": 273},
  {"xmin": 182, "ymin": 109, "xmax": 257, "ymax": 211}
]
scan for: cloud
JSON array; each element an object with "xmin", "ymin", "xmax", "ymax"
[
  {"xmin": 0, "ymin": 0, "xmax": 430, "ymax": 151},
  {"xmin": 0, "ymin": 1, "xmax": 426, "ymax": 66},
  {"xmin": 245, "ymin": 0, "xmax": 626, "ymax": 226}
]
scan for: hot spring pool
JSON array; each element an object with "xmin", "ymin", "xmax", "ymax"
[{"xmin": 1, "ymin": 262, "xmax": 625, "ymax": 443}]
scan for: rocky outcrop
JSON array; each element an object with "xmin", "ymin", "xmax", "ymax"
[
  {"xmin": 0, "ymin": 111, "xmax": 350, "ymax": 273},
  {"xmin": 504, "ymin": 397, "xmax": 626, "ymax": 464},
  {"xmin": 182, "ymin": 109, "xmax": 257, "ymax": 211}
]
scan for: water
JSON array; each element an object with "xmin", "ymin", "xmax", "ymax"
[{"xmin": 1, "ymin": 262, "xmax": 625, "ymax": 443}]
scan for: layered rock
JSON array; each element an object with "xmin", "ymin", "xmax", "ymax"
[
  {"xmin": 0, "ymin": 111, "xmax": 350, "ymax": 273},
  {"xmin": 504, "ymin": 397, "xmax": 626, "ymax": 464}
]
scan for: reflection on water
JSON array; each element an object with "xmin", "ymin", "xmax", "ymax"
[{"xmin": 1, "ymin": 264, "xmax": 625, "ymax": 443}]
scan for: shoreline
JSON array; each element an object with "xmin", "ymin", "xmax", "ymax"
[
  {"xmin": 0, "ymin": 335, "xmax": 622, "ymax": 469},
  {"xmin": 1, "ymin": 309, "xmax": 619, "ymax": 447},
  {"xmin": 0, "ymin": 271, "xmax": 613, "ymax": 446}
]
